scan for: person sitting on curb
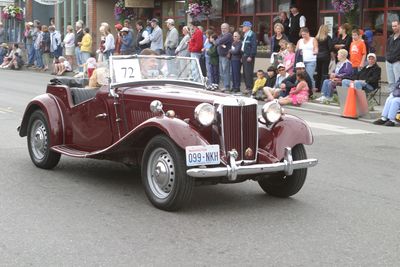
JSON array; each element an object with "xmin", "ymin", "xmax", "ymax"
[
  {"xmin": 316, "ymin": 49, "xmax": 353, "ymax": 102},
  {"xmin": 0, "ymin": 43, "xmax": 9, "ymax": 65},
  {"xmin": 341, "ymin": 53, "xmax": 381, "ymax": 93},
  {"xmin": 373, "ymin": 80, "xmax": 400, "ymax": 127},
  {"xmin": 53, "ymin": 56, "xmax": 72, "ymax": 76},
  {"xmin": 251, "ymin": 67, "xmax": 277, "ymax": 99},
  {"xmin": 278, "ymin": 71, "xmax": 309, "ymax": 106},
  {"xmin": 0, "ymin": 43, "xmax": 23, "ymax": 69},
  {"xmin": 279, "ymin": 62, "xmax": 312, "ymax": 98},
  {"xmin": 251, "ymin": 70, "xmax": 267, "ymax": 99},
  {"xmin": 264, "ymin": 63, "xmax": 290, "ymax": 101}
]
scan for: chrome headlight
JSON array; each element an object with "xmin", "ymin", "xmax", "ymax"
[
  {"xmin": 194, "ymin": 103, "xmax": 215, "ymax": 126},
  {"xmin": 262, "ymin": 101, "xmax": 282, "ymax": 123}
]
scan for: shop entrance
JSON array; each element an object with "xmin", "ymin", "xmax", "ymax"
[{"xmin": 297, "ymin": 0, "xmax": 318, "ymax": 36}]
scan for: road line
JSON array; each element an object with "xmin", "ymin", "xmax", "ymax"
[
  {"xmin": 0, "ymin": 107, "xmax": 13, "ymax": 113},
  {"xmin": 307, "ymin": 122, "xmax": 377, "ymax": 135}
]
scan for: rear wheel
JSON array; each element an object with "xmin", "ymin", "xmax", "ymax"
[
  {"xmin": 27, "ymin": 110, "xmax": 61, "ymax": 169},
  {"xmin": 141, "ymin": 135, "xmax": 194, "ymax": 211},
  {"xmin": 258, "ymin": 144, "xmax": 307, "ymax": 197}
]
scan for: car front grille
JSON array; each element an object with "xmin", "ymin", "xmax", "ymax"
[{"xmin": 221, "ymin": 104, "xmax": 258, "ymax": 162}]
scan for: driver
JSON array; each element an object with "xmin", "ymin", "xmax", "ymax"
[{"xmin": 139, "ymin": 48, "xmax": 161, "ymax": 78}]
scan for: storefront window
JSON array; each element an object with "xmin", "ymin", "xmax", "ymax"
[
  {"xmin": 240, "ymin": 0, "xmax": 254, "ymax": 14},
  {"xmin": 274, "ymin": 0, "xmax": 291, "ymax": 12},
  {"xmin": 162, "ymin": 1, "xmax": 174, "ymax": 18},
  {"xmin": 226, "ymin": 0, "xmax": 238, "ymax": 14},
  {"xmin": 225, "ymin": 16, "xmax": 238, "ymax": 29},
  {"xmin": 388, "ymin": 0, "xmax": 400, "ymax": 7},
  {"xmin": 363, "ymin": 10, "xmax": 385, "ymax": 56},
  {"xmin": 175, "ymin": 1, "xmax": 185, "ymax": 17},
  {"xmin": 255, "ymin": 16, "xmax": 271, "ymax": 45},
  {"xmin": 364, "ymin": 0, "xmax": 385, "ymax": 8},
  {"xmin": 387, "ymin": 11, "xmax": 400, "ymax": 34},
  {"xmin": 256, "ymin": 1, "xmax": 272, "ymax": 13},
  {"xmin": 319, "ymin": 0, "xmax": 334, "ymax": 10}
]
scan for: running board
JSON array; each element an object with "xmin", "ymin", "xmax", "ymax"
[{"xmin": 51, "ymin": 145, "xmax": 93, "ymax": 158}]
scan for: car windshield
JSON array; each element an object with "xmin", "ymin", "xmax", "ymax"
[{"xmin": 109, "ymin": 55, "xmax": 204, "ymax": 85}]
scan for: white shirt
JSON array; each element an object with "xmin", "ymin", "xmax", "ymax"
[
  {"xmin": 298, "ymin": 37, "xmax": 316, "ymax": 62},
  {"xmin": 63, "ymin": 32, "xmax": 75, "ymax": 48}
]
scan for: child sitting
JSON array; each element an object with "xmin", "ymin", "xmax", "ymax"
[
  {"xmin": 278, "ymin": 71, "xmax": 309, "ymax": 106},
  {"xmin": 264, "ymin": 64, "xmax": 290, "ymax": 101},
  {"xmin": 284, "ymin": 43, "xmax": 295, "ymax": 75},
  {"xmin": 53, "ymin": 56, "xmax": 72, "ymax": 76}
]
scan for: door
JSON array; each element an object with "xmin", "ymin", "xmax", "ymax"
[{"xmin": 297, "ymin": 0, "xmax": 318, "ymax": 36}]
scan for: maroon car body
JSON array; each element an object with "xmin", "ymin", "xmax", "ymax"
[{"xmin": 19, "ymin": 56, "xmax": 317, "ymax": 211}]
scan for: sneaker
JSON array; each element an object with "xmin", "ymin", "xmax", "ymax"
[
  {"xmin": 384, "ymin": 120, "xmax": 395, "ymax": 127},
  {"xmin": 372, "ymin": 118, "xmax": 387, "ymax": 125},
  {"xmin": 316, "ymin": 96, "xmax": 326, "ymax": 102},
  {"xmin": 324, "ymin": 97, "xmax": 333, "ymax": 102}
]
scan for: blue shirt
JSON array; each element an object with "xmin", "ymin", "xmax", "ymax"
[{"xmin": 121, "ymin": 33, "xmax": 133, "ymax": 52}]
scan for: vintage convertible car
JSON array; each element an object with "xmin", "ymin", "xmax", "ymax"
[{"xmin": 18, "ymin": 55, "xmax": 317, "ymax": 211}]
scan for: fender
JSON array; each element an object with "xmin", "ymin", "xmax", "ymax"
[
  {"xmin": 258, "ymin": 114, "xmax": 314, "ymax": 161},
  {"xmin": 87, "ymin": 116, "xmax": 210, "ymax": 157},
  {"xmin": 18, "ymin": 94, "xmax": 64, "ymax": 147}
]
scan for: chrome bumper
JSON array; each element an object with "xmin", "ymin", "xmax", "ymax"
[{"xmin": 186, "ymin": 147, "xmax": 318, "ymax": 181}]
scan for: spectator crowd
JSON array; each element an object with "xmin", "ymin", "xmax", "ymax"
[{"xmin": 0, "ymin": 3, "xmax": 399, "ymax": 125}]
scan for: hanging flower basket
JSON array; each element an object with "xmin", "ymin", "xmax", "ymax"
[
  {"xmin": 114, "ymin": 0, "xmax": 135, "ymax": 23},
  {"xmin": 186, "ymin": 0, "xmax": 212, "ymax": 19},
  {"xmin": 2, "ymin": 4, "xmax": 24, "ymax": 21},
  {"xmin": 331, "ymin": 0, "xmax": 356, "ymax": 13}
]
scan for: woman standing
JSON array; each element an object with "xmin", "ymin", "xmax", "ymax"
[
  {"xmin": 102, "ymin": 24, "xmax": 115, "ymax": 64},
  {"xmin": 315, "ymin": 24, "xmax": 332, "ymax": 91},
  {"xmin": 296, "ymin": 27, "xmax": 318, "ymax": 89},
  {"xmin": 230, "ymin": 31, "xmax": 242, "ymax": 93},
  {"xmin": 270, "ymin": 23, "xmax": 288, "ymax": 53},
  {"xmin": 63, "ymin": 25, "xmax": 75, "ymax": 67},
  {"xmin": 79, "ymin": 27, "xmax": 92, "ymax": 67},
  {"xmin": 333, "ymin": 23, "xmax": 352, "ymax": 56},
  {"xmin": 40, "ymin": 25, "xmax": 51, "ymax": 71}
]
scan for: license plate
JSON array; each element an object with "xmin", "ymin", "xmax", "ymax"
[{"xmin": 185, "ymin": 145, "xmax": 220, "ymax": 167}]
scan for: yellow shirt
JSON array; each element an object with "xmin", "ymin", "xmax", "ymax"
[
  {"xmin": 252, "ymin": 77, "xmax": 266, "ymax": 94},
  {"xmin": 80, "ymin": 33, "xmax": 92, "ymax": 53}
]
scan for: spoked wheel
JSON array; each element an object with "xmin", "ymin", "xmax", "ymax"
[
  {"xmin": 27, "ymin": 110, "xmax": 61, "ymax": 169},
  {"xmin": 258, "ymin": 144, "xmax": 308, "ymax": 198},
  {"xmin": 142, "ymin": 135, "xmax": 194, "ymax": 211}
]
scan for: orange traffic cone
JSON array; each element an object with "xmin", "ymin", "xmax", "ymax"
[{"xmin": 342, "ymin": 81, "xmax": 358, "ymax": 119}]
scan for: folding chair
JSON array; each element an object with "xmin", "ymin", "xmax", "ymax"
[{"xmin": 367, "ymin": 81, "xmax": 382, "ymax": 105}]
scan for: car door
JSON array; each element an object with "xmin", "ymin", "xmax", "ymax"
[{"xmin": 70, "ymin": 89, "xmax": 113, "ymax": 151}]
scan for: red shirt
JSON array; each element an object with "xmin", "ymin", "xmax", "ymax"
[{"xmin": 189, "ymin": 28, "xmax": 203, "ymax": 53}]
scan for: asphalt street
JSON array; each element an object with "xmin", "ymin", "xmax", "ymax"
[{"xmin": 1, "ymin": 69, "xmax": 400, "ymax": 266}]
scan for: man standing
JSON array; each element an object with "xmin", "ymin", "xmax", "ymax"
[
  {"xmin": 74, "ymin": 20, "xmax": 84, "ymax": 72},
  {"xmin": 241, "ymin": 21, "xmax": 257, "ymax": 92},
  {"xmin": 188, "ymin": 20, "xmax": 203, "ymax": 60},
  {"xmin": 288, "ymin": 4, "xmax": 306, "ymax": 44},
  {"xmin": 149, "ymin": 18, "xmax": 163, "ymax": 55},
  {"xmin": 164, "ymin": 19, "xmax": 179, "ymax": 56},
  {"xmin": 386, "ymin": 20, "xmax": 400, "ymax": 92},
  {"xmin": 24, "ymin": 22, "xmax": 35, "ymax": 67},
  {"xmin": 120, "ymin": 27, "xmax": 133, "ymax": 55},
  {"xmin": 136, "ymin": 20, "xmax": 150, "ymax": 53},
  {"xmin": 215, "ymin": 23, "xmax": 233, "ymax": 91},
  {"xmin": 49, "ymin": 26, "xmax": 62, "ymax": 59}
]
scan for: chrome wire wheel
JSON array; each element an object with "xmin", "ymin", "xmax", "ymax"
[
  {"xmin": 29, "ymin": 119, "xmax": 48, "ymax": 161},
  {"xmin": 146, "ymin": 148, "xmax": 175, "ymax": 199}
]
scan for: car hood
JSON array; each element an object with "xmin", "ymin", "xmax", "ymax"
[{"xmin": 121, "ymin": 83, "xmax": 258, "ymax": 106}]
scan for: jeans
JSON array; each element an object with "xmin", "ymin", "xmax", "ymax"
[
  {"xmin": 386, "ymin": 61, "xmax": 400, "ymax": 93},
  {"xmin": 205, "ymin": 56, "xmax": 212, "ymax": 85},
  {"xmin": 26, "ymin": 43, "xmax": 35, "ymax": 65},
  {"xmin": 231, "ymin": 59, "xmax": 241, "ymax": 91},
  {"xmin": 342, "ymin": 79, "xmax": 374, "ymax": 92},
  {"xmin": 381, "ymin": 94, "xmax": 400, "ymax": 121},
  {"xmin": 34, "ymin": 48, "xmax": 44, "ymax": 68},
  {"xmin": 75, "ymin": 46, "xmax": 82, "ymax": 72},
  {"xmin": 219, "ymin": 56, "xmax": 231, "ymax": 90},
  {"xmin": 81, "ymin": 51, "xmax": 91, "ymax": 67},
  {"xmin": 304, "ymin": 61, "xmax": 316, "ymax": 88},
  {"xmin": 190, "ymin": 52, "xmax": 202, "ymax": 82},
  {"xmin": 321, "ymin": 79, "xmax": 334, "ymax": 97}
]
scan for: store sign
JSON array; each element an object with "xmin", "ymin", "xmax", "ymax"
[
  {"xmin": 0, "ymin": 0, "xmax": 14, "ymax": 6},
  {"xmin": 34, "ymin": 0, "xmax": 64, "ymax": 5},
  {"xmin": 324, "ymin": 17, "xmax": 334, "ymax": 38},
  {"xmin": 125, "ymin": 0, "xmax": 154, "ymax": 8}
]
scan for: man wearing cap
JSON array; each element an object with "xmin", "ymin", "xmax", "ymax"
[
  {"xmin": 288, "ymin": 4, "xmax": 306, "ymax": 44},
  {"xmin": 120, "ymin": 27, "xmax": 133, "ymax": 55},
  {"xmin": 149, "ymin": 18, "xmax": 164, "ymax": 55},
  {"xmin": 341, "ymin": 53, "xmax": 381, "ymax": 92},
  {"xmin": 215, "ymin": 23, "xmax": 233, "ymax": 91},
  {"xmin": 385, "ymin": 20, "xmax": 400, "ymax": 93},
  {"xmin": 164, "ymin": 19, "xmax": 179, "ymax": 56},
  {"xmin": 241, "ymin": 21, "xmax": 257, "ymax": 92},
  {"xmin": 279, "ymin": 62, "xmax": 313, "ymax": 97}
]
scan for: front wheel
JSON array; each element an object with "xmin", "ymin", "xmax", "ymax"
[
  {"xmin": 258, "ymin": 144, "xmax": 308, "ymax": 198},
  {"xmin": 27, "ymin": 110, "xmax": 61, "ymax": 169},
  {"xmin": 141, "ymin": 135, "xmax": 194, "ymax": 211}
]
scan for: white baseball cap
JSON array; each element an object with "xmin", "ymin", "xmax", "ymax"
[
  {"xmin": 367, "ymin": 53, "xmax": 377, "ymax": 59},
  {"xmin": 295, "ymin": 62, "xmax": 306, "ymax": 68},
  {"xmin": 165, "ymin": 18, "xmax": 174, "ymax": 25},
  {"xmin": 121, "ymin": 27, "xmax": 129, "ymax": 32}
]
